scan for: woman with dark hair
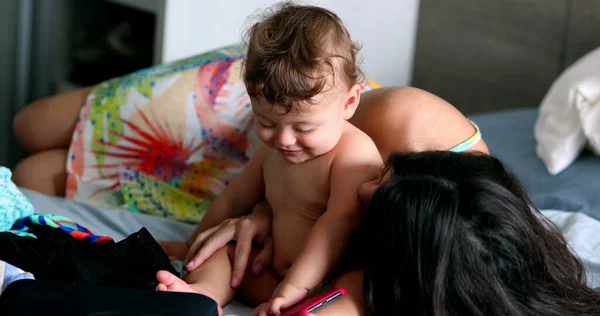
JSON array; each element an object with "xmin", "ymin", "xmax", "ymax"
[
  {"xmin": 178, "ymin": 150, "xmax": 600, "ymax": 315},
  {"xmin": 360, "ymin": 151, "xmax": 600, "ymax": 315}
]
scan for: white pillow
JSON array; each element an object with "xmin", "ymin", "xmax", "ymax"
[
  {"xmin": 534, "ymin": 47, "xmax": 600, "ymax": 175},
  {"xmin": 576, "ymin": 78, "xmax": 600, "ymax": 155}
]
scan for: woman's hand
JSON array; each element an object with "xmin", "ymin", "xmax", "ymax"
[{"xmin": 185, "ymin": 200, "xmax": 275, "ymax": 288}]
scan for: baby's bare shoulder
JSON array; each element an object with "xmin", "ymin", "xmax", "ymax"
[
  {"xmin": 335, "ymin": 122, "xmax": 380, "ymax": 159},
  {"xmin": 325, "ymin": 123, "xmax": 382, "ymax": 217}
]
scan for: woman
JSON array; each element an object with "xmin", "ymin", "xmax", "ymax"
[
  {"xmin": 180, "ymin": 151, "xmax": 600, "ymax": 315},
  {"xmin": 360, "ymin": 151, "xmax": 600, "ymax": 315}
]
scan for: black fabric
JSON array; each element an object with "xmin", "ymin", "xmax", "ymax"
[
  {"xmin": 0, "ymin": 279, "xmax": 218, "ymax": 316},
  {"xmin": 0, "ymin": 225, "xmax": 178, "ymax": 290}
]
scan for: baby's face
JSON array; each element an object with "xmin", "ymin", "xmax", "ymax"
[{"xmin": 251, "ymin": 84, "xmax": 349, "ymax": 164}]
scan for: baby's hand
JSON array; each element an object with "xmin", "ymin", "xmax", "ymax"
[{"xmin": 252, "ymin": 282, "xmax": 308, "ymax": 316}]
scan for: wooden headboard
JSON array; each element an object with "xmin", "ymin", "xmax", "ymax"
[{"xmin": 411, "ymin": 0, "xmax": 600, "ymax": 114}]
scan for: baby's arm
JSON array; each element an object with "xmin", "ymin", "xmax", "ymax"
[
  {"xmin": 269, "ymin": 135, "xmax": 382, "ymax": 311},
  {"xmin": 187, "ymin": 144, "xmax": 268, "ymax": 245}
]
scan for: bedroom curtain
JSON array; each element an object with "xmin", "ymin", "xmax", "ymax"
[{"xmin": 0, "ymin": 0, "xmax": 54, "ymax": 168}]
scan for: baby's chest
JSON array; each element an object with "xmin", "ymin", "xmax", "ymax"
[{"xmin": 263, "ymin": 157, "xmax": 331, "ymax": 215}]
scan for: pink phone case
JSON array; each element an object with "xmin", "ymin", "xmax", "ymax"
[{"xmin": 280, "ymin": 287, "xmax": 346, "ymax": 316}]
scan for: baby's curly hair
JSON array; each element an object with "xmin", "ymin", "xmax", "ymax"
[{"xmin": 243, "ymin": 1, "xmax": 363, "ymax": 113}]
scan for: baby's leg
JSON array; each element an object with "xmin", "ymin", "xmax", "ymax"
[
  {"xmin": 156, "ymin": 243, "xmax": 281, "ymax": 308},
  {"xmin": 229, "ymin": 245, "xmax": 281, "ymax": 306},
  {"xmin": 156, "ymin": 245, "xmax": 235, "ymax": 308}
]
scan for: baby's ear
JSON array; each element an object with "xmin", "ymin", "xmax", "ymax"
[{"xmin": 342, "ymin": 83, "xmax": 362, "ymax": 120}]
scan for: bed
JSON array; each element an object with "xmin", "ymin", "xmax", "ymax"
[
  {"xmin": 18, "ymin": 105, "xmax": 600, "ymax": 315},
  {"xmin": 470, "ymin": 107, "xmax": 600, "ymax": 221},
  {"xmin": 9, "ymin": 1, "xmax": 600, "ymax": 313}
]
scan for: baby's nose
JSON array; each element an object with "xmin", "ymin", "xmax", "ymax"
[{"xmin": 276, "ymin": 130, "xmax": 296, "ymax": 147}]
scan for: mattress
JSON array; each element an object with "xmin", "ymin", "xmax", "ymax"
[{"xmin": 469, "ymin": 107, "xmax": 600, "ymax": 220}]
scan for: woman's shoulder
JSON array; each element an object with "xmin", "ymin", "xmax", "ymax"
[{"xmin": 352, "ymin": 86, "xmax": 489, "ymax": 155}]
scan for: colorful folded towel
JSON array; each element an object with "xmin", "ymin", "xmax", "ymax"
[{"xmin": 11, "ymin": 214, "xmax": 113, "ymax": 244}]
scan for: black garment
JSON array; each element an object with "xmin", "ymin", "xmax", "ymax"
[
  {"xmin": 0, "ymin": 279, "xmax": 218, "ymax": 316},
  {"xmin": 0, "ymin": 225, "xmax": 178, "ymax": 290}
]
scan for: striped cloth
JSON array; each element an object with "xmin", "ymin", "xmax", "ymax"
[{"xmin": 11, "ymin": 214, "xmax": 113, "ymax": 244}]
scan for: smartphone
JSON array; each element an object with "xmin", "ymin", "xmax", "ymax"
[{"xmin": 280, "ymin": 287, "xmax": 346, "ymax": 316}]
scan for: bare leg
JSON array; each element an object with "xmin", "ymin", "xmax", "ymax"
[
  {"xmin": 156, "ymin": 244, "xmax": 280, "ymax": 308},
  {"xmin": 11, "ymin": 149, "xmax": 69, "ymax": 196},
  {"xmin": 13, "ymin": 86, "xmax": 93, "ymax": 153},
  {"xmin": 12, "ymin": 86, "xmax": 94, "ymax": 196},
  {"xmin": 230, "ymin": 245, "xmax": 281, "ymax": 307},
  {"xmin": 156, "ymin": 245, "xmax": 234, "ymax": 308}
]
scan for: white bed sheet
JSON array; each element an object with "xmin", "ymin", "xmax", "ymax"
[
  {"xmin": 541, "ymin": 210, "xmax": 600, "ymax": 288},
  {"xmin": 20, "ymin": 188, "xmax": 600, "ymax": 315}
]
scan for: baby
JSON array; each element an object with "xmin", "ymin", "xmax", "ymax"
[{"xmin": 156, "ymin": 2, "xmax": 382, "ymax": 315}]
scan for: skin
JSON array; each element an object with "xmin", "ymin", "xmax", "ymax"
[
  {"xmin": 155, "ymin": 77, "xmax": 383, "ymax": 316},
  {"xmin": 12, "ymin": 86, "xmax": 94, "ymax": 196}
]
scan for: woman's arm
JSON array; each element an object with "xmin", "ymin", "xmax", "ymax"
[{"xmin": 308, "ymin": 270, "xmax": 366, "ymax": 316}]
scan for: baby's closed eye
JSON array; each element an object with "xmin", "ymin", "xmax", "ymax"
[
  {"xmin": 295, "ymin": 125, "xmax": 316, "ymax": 133},
  {"xmin": 258, "ymin": 120, "xmax": 276, "ymax": 128}
]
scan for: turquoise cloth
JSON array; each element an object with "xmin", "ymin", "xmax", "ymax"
[{"xmin": 0, "ymin": 167, "xmax": 35, "ymax": 237}]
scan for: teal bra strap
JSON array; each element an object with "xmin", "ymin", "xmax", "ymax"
[{"xmin": 449, "ymin": 120, "xmax": 482, "ymax": 152}]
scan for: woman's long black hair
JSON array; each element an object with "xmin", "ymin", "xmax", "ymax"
[{"xmin": 363, "ymin": 151, "xmax": 600, "ymax": 315}]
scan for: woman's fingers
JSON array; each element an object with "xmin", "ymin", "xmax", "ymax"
[
  {"xmin": 190, "ymin": 223, "xmax": 238, "ymax": 271},
  {"xmin": 184, "ymin": 224, "xmax": 222, "ymax": 268},
  {"xmin": 252, "ymin": 235, "xmax": 273, "ymax": 275},
  {"xmin": 230, "ymin": 219, "xmax": 259, "ymax": 287},
  {"xmin": 182, "ymin": 212, "xmax": 275, "ymax": 280}
]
